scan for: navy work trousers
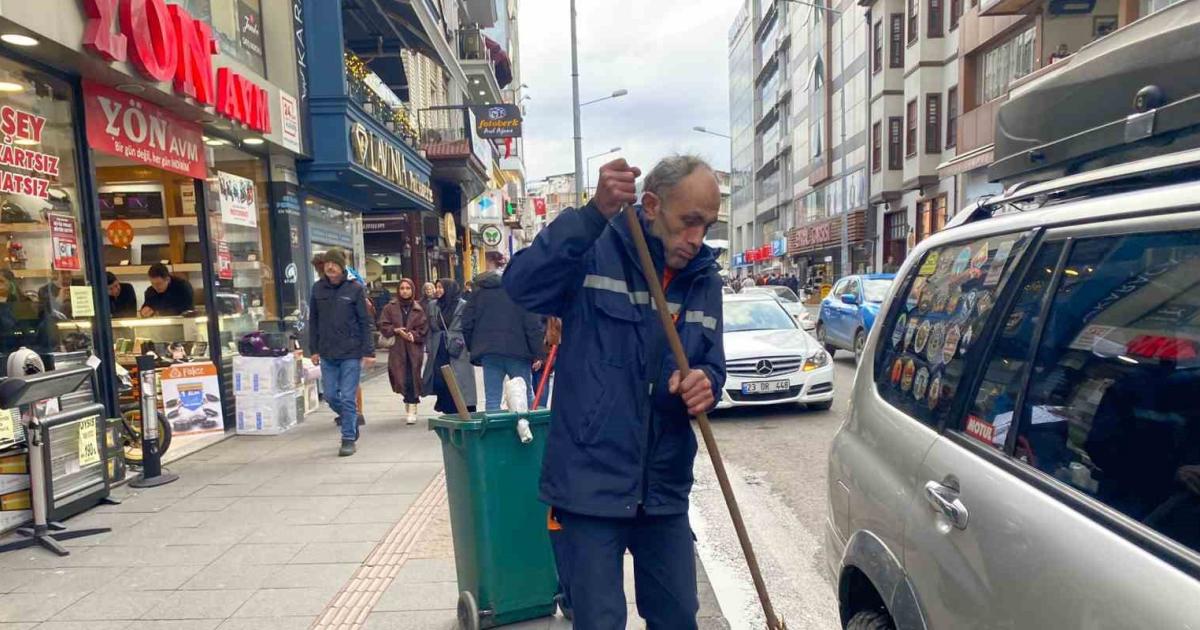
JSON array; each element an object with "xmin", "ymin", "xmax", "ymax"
[{"xmin": 553, "ymin": 509, "xmax": 699, "ymax": 630}]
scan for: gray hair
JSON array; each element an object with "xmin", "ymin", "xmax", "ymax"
[{"xmin": 642, "ymin": 154, "xmax": 713, "ymax": 202}]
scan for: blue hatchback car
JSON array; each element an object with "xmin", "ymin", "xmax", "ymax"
[{"xmin": 816, "ymin": 273, "xmax": 895, "ymax": 362}]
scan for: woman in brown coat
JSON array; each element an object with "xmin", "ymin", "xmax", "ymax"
[{"xmin": 378, "ymin": 278, "xmax": 428, "ymax": 425}]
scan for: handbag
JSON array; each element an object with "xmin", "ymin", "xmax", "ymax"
[
  {"xmin": 377, "ymin": 333, "xmax": 396, "ymax": 350},
  {"xmin": 440, "ymin": 306, "xmax": 465, "ymax": 359}
]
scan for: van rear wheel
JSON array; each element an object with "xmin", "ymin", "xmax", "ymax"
[{"xmin": 846, "ymin": 609, "xmax": 895, "ymax": 630}]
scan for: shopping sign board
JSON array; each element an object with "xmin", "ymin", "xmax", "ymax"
[
  {"xmin": 470, "ymin": 104, "xmax": 522, "ymax": 139},
  {"xmin": 480, "ymin": 225, "xmax": 503, "ymax": 247},
  {"xmin": 81, "ymin": 0, "xmax": 271, "ymax": 134},
  {"xmin": 83, "ymin": 80, "xmax": 206, "ymax": 179}
]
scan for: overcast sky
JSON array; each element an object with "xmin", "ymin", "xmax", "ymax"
[{"xmin": 517, "ymin": 0, "xmax": 740, "ymax": 183}]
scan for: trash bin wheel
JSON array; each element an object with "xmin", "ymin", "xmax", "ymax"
[{"xmin": 457, "ymin": 591, "xmax": 480, "ymax": 630}]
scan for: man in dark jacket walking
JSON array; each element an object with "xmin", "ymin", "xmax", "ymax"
[
  {"xmin": 308, "ymin": 248, "xmax": 375, "ymax": 457},
  {"xmin": 504, "ymin": 155, "xmax": 725, "ymax": 629},
  {"xmin": 462, "ymin": 251, "xmax": 544, "ymax": 411}
]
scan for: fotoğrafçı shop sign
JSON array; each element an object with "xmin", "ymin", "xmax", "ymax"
[
  {"xmin": 83, "ymin": 81, "xmax": 206, "ymax": 179},
  {"xmin": 218, "ymin": 171, "xmax": 258, "ymax": 228},
  {"xmin": 81, "ymin": 0, "xmax": 272, "ymax": 134},
  {"xmin": 0, "ymin": 106, "xmax": 61, "ymax": 199}
]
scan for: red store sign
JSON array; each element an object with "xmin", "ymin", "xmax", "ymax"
[
  {"xmin": 84, "ymin": 80, "xmax": 207, "ymax": 179},
  {"xmin": 82, "ymin": 0, "xmax": 271, "ymax": 133}
]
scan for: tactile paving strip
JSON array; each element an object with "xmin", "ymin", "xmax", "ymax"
[{"xmin": 312, "ymin": 470, "xmax": 449, "ymax": 629}]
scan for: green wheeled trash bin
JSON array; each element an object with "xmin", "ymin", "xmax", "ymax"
[{"xmin": 430, "ymin": 410, "xmax": 558, "ymax": 629}]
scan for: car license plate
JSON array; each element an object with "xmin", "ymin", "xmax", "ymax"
[{"xmin": 741, "ymin": 379, "xmax": 790, "ymax": 395}]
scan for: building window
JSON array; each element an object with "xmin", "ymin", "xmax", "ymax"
[
  {"xmin": 883, "ymin": 209, "xmax": 909, "ymax": 270},
  {"xmin": 889, "ymin": 14, "xmax": 905, "ymax": 67},
  {"xmin": 888, "ymin": 117, "xmax": 903, "ymax": 169},
  {"xmin": 873, "ymin": 20, "xmax": 883, "ymax": 74},
  {"xmin": 950, "ymin": 0, "xmax": 963, "ymax": 30},
  {"xmin": 925, "ymin": 93, "xmax": 942, "ymax": 154},
  {"xmin": 981, "ymin": 25, "xmax": 1037, "ymax": 103},
  {"xmin": 916, "ymin": 195, "xmax": 948, "ymax": 242},
  {"xmin": 908, "ymin": 0, "xmax": 919, "ymax": 45},
  {"xmin": 906, "ymin": 100, "xmax": 918, "ymax": 158},
  {"xmin": 872, "ymin": 122, "xmax": 883, "ymax": 173},
  {"xmin": 946, "ymin": 86, "xmax": 958, "ymax": 148},
  {"xmin": 929, "ymin": 0, "xmax": 944, "ymax": 38}
]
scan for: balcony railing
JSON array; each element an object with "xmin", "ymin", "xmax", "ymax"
[
  {"xmin": 345, "ymin": 52, "xmax": 419, "ymax": 146},
  {"xmin": 419, "ymin": 106, "xmax": 494, "ymax": 167},
  {"xmin": 458, "ymin": 27, "xmax": 495, "ymax": 66}
]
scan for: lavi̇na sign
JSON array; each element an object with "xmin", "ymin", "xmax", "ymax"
[
  {"xmin": 350, "ymin": 122, "xmax": 434, "ymax": 204},
  {"xmin": 81, "ymin": 0, "xmax": 271, "ymax": 134}
]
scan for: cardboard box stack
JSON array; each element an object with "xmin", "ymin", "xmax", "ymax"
[{"xmin": 233, "ymin": 356, "xmax": 299, "ymax": 435}]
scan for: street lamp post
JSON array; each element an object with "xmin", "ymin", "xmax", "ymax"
[
  {"xmin": 573, "ymin": 89, "xmax": 629, "ymax": 207},
  {"xmin": 692, "ymin": 125, "xmax": 732, "ymax": 139},
  {"xmin": 570, "ymin": 0, "xmax": 583, "ymax": 210},
  {"xmin": 586, "ymin": 147, "xmax": 622, "ymax": 197},
  {"xmin": 780, "ymin": 0, "xmax": 852, "ymax": 278}
]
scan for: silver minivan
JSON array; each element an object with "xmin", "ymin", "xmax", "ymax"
[{"xmin": 826, "ymin": 158, "xmax": 1200, "ymax": 629}]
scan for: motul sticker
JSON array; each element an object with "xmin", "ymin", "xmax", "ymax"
[{"xmin": 964, "ymin": 415, "xmax": 995, "ymax": 445}]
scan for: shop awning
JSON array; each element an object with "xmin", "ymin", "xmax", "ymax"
[{"xmin": 937, "ymin": 144, "xmax": 994, "ymax": 178}]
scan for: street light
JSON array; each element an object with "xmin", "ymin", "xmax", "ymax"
[
  {"xmin": 586, "ymin": 147, "xmax": 622, "ymax": 196},
  {"xmin": 779, "ymin": 0, "xmax": 853, "ymax": 278},
  {"xmin": 693, "ymin": 126, "xmax": 732, "ymax": 139},
  {"xmin": 581, "ymin": 89, "xmax": 629, "ymax": 107}
]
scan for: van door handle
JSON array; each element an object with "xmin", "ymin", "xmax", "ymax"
[{"xmin": 924, "ymin": 481, "xmax": 969, "ymax": 529}]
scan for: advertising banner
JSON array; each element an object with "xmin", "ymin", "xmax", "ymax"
[
  {"xmin": 160, "ymin": 363, "xmax": 224, "ymax": 435},
  {"xmin": 82, "ymin": 81, "xmax": 206, "ymax": 179},
  {"xmin": 468, "ymin": 191, "xmax": 503, "ymax": 225},
  {"xmin": 49, "ymin": 214, "xmax": 81, "ymax": 271},
  {"xmin": 217, "ymin": 240, "xmax": 234, "ymax": 280},
  {"xmin": 217, "ymin": 171, "xmax": 258, "ymax": 228}
]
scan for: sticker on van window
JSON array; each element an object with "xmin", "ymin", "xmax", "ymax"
[
  {"xmin": 919, "ymin": 252, "xmax": 940, "ymax": 276},
  {"xmin": 933, "ymin": 289, "xmax": 949, "ymax": 314},
  {"xmin": 913, "ymin": 367, "xmax": 929, "ymax": 401},
  {"xmin": 943, "ymin": 324, "xmax": 962, "ymax": 363},
  {"xmin": 960, "ymin": 323, "xmax": 975, "ymax": 351},
  {"xmin": 908, "ymin": 277, "xmax": 926, "ymax": 311},
  {"xmin": 891, "ymin": 358, "xmax": 904, "ymax": 384},
  {"xmin": 964, "ymin": 414, "xmax": 996, "ymax": 445},
  {"xmin": 960, "ymin": 290, "xmax": 978, "ymax": 317},
  {"xmin": 952, "ymin": 247, "xmax": 972, "ymax": 275},
  {"xmin": 928, "ymin": 372, "xmax": 943, "ymax": 409},
  {"xmin": 976, "ymin": 292, "xmax": 995, "ymax": 318},
  {"xmin": 984, "ymin": 240, "xmax": 1015, "ymax": 286},
  {"xmin": 901, "ymin": 359, "xmax": 916, "ymax": 391},
  {"xmin": 946, "ymin": 287, "xmax": 962, "ymax": 314},
  {"xmin": 971, "ymin": 241, "xmax": 990, "ymax": 271},
  {"xmin": 905, "ymin": 318, "xmax": 919, "ymax": 350},
  {"xmin": 919, "ymin": 288, "xmax": 934, "ymax": 313},
  {"xmin": 914, "ymin": 319, "xmax": 932, "ymax": 354},
  {"xmin": 928, "ymin": 322, "xmax": 947, "ymax": 365},
  {"xmin": 893, "ymin": 314, "xmax": 908, "ymax": 349}
]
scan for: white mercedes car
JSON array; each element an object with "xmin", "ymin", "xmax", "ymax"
[
  {"xmin": 716, "ymin": 294, "xmax": 834, "ymax": 411},
  {"xmin": 741, "ymin": 286, "xmax": 816, "ymax": 331}
]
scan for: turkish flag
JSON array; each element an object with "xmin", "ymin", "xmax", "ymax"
[{"xmin": 533, "ymin": 197, "xmax": 547, "ymax": 216}]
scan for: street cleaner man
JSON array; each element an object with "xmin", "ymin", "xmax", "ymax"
[{"xmin": 504, "ymin": 155, "xmax": 725, "ymax": 629}]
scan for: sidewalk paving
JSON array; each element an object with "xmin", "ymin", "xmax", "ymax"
[{"xmin": 0, "ymin": 368, "xmax": 728, "ymax": 630}]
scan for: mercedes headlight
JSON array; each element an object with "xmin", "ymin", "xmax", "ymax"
[{"xmin": 803, "ymin": 350, "xmax": 830, "ymax": 371}]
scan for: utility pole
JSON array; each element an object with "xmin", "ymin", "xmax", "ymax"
[{"xmin": 571, "ymin": 0, "xmax": 584, "ymax": 207}]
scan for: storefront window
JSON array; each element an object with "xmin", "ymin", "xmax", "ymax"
[
  {"xmin": 306, "ymin": 198, "xmax": 365, "ymax": 285},
  {"xmin": 0, "ymin": 57, "xmax": 97, "ymax": 363},
  {"xmin": 203, "ymin": 146, "xmax": 276, "ymax": 377}
]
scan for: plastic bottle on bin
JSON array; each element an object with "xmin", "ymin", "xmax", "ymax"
[{"xmin": 505, "ymin": 378, "xmax": 534, "ymax": 444}]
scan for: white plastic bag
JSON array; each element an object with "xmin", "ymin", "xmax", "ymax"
[{"xmin": 505, "ymin": 377, "xmax": 533, "ymax": 444}]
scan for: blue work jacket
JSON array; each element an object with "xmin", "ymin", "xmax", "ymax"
[{"xmin": 504, "ymin": 202, "xmax": 726, "ymax": 518}]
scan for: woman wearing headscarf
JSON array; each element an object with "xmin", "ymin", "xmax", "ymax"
[
  {"xmin": 378, "ymin": 278, "xmax": 428, "ymax": 425},
  {"xmin": 421, "ymin": 282, "xmax": 437, "ymax": 311},
  {"xmin": 422, "ymin": 278, "xmax": 476, "ymax": 414}
]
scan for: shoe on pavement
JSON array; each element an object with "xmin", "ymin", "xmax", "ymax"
[
  {"xmin": 406, "ymin": 403, "xmax": 417, "ymax": 425},
  {"xmin": 338, "ymin": 439, "xmax": 356, "ymax": 457},
  {"xmin": 358, "ymin": 414, "xmax": 366, "ymax": 426}
]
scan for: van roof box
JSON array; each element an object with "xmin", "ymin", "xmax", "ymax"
[{"xmin": 989, "ymin": 2, "xmax": 1200, "ymax": 186}]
